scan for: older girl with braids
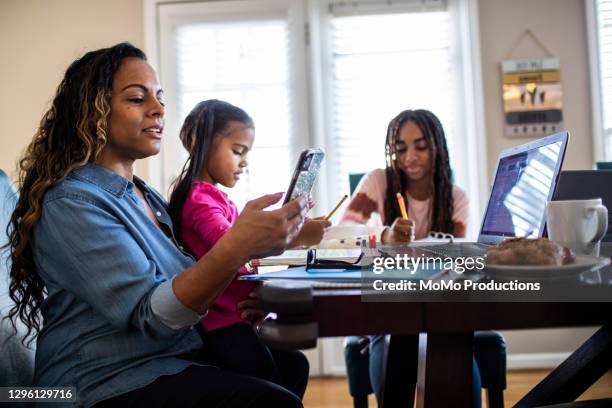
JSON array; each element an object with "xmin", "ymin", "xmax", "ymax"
[
  {"xmin": 340, "ymin": 109, "xmax": 468, "ymax": 242},
  {"xmin": 6, "ymin": 43, "xmax": 309, "ymax": 407},
  {"xmin": 339, "ymin": 109, "xmax": 479, "ymax": 406}
]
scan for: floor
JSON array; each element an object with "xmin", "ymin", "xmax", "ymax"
[{"xmin": 302, "ymin": 369, "xmax": 612, "ymax": 407}]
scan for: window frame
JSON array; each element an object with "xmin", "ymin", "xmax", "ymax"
[
  {"xmin": 586, "ymin": 0, "xmax": 607, "ymax": 163},
  {"xmin": 144, "ymin": 0, "xmax": 488, "ymax": 234},
  {"xmin": 145, "ymin": 0, "xmax": 312, "ymax": 200},
  {"xmin": 309, "ymin": 0, "xmax": 487, "ymax": 238}
]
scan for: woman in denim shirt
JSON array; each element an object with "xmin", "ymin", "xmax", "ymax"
[{"xmin": 6, "ymin": 43, "xmax": 309, "ymax": 407}]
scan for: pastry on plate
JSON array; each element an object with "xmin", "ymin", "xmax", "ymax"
[{"xmin": 485, "ymin": 237, "xmax": 575, "ymax": 266}]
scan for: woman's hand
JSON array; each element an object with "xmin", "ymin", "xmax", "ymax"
[
  {"xmin": 175, "ymin": 193, "xmax": 311, "ymax": 314},
  {"xmin": 289, "ymin": 217, "xmax": 332, "ymax": 248},
  {"xmin": 381, "ymin": 217, "xmax": 415, "ymax": 243},
  {"xmin": 226, "ymin": 192, "xmax": 312, "ymax": 261}
]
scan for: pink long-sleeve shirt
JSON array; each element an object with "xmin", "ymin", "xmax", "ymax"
[
  {"xmin": 181, "ymin": 182, "xmax": 256, "ymax": 332},
  {"xmin": 340, "ymin": 168, "xmax": 469, "ymax": 239}
]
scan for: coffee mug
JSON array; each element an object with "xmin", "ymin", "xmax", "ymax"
[{"xmin": 546, "ymin": 199, "xmax": 608, "ymax": 256}]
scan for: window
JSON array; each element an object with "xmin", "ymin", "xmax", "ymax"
[
  {"xmin": 322, "ymin": 4, "xmax": 459, "ymax": 201},
  {"xmin": 588, "ymin": 0, "xmax": 612, "ymax": 161},
  {"xmin": 157, "ymin": 0, "xmax": 309, "ymax": 210},
  {"xmin": 150, "ymin": 0, "xmax": 485, "ymax": 233}
]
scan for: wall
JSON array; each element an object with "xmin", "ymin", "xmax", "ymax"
[
  {"xmin": 479, "ymin": 0, "xmax": 594, "ymax": 177},
  {"xmin": 0, "ymin": 0, "xmax": 601, "ymax": 364},
  {"xmin": 0, "ymin": 0, "xmax": 146, "ymax": 181},
  {"xmin": 478, "ymin": 0, "xmax": 598, "ymax": 357}
]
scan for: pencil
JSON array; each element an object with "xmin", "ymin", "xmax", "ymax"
[
  {"xmin": 324, "ymin": 194, "xmax": 348, "ymax": 220},
  {"xmin": 396, "ymin": 193, "xmax": 408, "ymax": 220}
]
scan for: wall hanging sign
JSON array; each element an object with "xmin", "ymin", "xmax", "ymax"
[{"xmin": 502, "ymin": 57, "xmax": 563, "ymax": 137}]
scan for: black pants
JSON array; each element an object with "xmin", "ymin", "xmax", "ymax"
[
  {"xmin": 94, "ymin": 365, "xmax": 303, "ymax": 408},
  {"xmin": 197, "ymin": 323, "xmax": 309, "ymax": 399},
  {"xmin": 95, "ymin": 324, "xmax": 309, "ymax": 407}
]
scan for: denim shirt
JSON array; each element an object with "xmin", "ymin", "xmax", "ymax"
[{"xmin": 32, "ymin": 164, "xmax": 204, "ymax": 407}]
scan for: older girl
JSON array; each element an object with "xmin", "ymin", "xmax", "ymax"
[
  {"xmin": 340, "ymin": 109, "xmax": 479, "ymax": 406},
  {"xmin": 341, "ymin": 109, "xmax": 468, "ymax": 242}
]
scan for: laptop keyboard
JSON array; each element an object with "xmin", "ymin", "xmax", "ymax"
[{"xmin": 417, "ymin": 243, "xmax": 490, "ymax": 259}]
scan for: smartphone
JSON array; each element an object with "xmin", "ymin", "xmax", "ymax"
[{"xmin": 283, "ymin": 149, "xmax": 325, "ymax": 204}]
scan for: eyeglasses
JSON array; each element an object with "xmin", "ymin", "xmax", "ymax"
[{"xmin": 305, "ymin": 248, "xmax": 364, "ymax": 270}]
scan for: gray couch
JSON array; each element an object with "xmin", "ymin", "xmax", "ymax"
[{"xmin": 0, "ymin": 169, "xmax": 35, "ymax": 388}]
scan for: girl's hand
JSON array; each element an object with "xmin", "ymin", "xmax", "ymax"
[
  {"xmin": 226, "ymin": 193, "xmax": 311, "ymax": 261},
  {"xmin": 289, "ymin": 216, "xmax": 332, "ymax": 248},
  {"xmin": 237, "ymin": 289, "xmax": 266, "ymax": 326},
  {"xmin": 381, "ymin": 217, "xmax": 415, "ymax": 243}
]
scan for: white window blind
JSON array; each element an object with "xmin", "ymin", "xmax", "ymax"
[
  {"xmin": 158, "ymin": 0, "xmax": 309, "ymax": 211},
  {"xmin": 596, "ymin": 0, "xmax": 612, "ymax": 159},
  {"xmin": 175, "ymin": 20, "xmax": 292, "ymax": 209},
  {"xmin": 326, "ymin": 5, "xmax": 459, "ymax": 199},
  {"xmin": 155, "ymin": 0, "xmax": 482, "ymax": 232}
]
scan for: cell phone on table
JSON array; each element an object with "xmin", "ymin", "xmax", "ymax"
[{"xmin": 283, "ymin": 149, "xmax": 325, "ymax": 204}]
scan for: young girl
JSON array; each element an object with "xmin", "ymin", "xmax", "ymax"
[
  {"xmin": 340, "ymin": 109, "xmax": 468, "ymax": 242},
  {"xmin": 168, "ymin": 99, "xmax": 328, "ymax": 398}
]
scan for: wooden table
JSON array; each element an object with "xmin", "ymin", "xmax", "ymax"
[
  {"xmin": 305, "ymin": 292, "xmax": 612, "ymax": 407},
  {"xmin": 258, "ymin": 244, "xmax": 612, "ymax": 407}
]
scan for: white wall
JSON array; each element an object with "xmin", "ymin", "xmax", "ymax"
[
  {"xmin": 477, "ymin": 0, "xmax": 598, "ymax": 357},
  {"xmin": 0, "ymin": 0, "xmax": 146, "ymax": 181},
  {"xmin": 478, "ymin": 0, "xmax": 594, "ymax": 178}
]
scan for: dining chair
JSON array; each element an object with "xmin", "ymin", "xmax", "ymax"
[
  {"xmin": 594, "ymin": 161, "xmax": 612, "ymax": 170},
  {"xmin": 344, "ymin": 332, "xmax": 507, "ymax": 408}
]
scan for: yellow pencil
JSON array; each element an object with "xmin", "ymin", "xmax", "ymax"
[
  {"xmin": 396, "ymin": 193, "xmax": 408, "ymax": 220},
  {"xmin": 324, "ymin": 194, "xmax": 348, "ymax": 220}
]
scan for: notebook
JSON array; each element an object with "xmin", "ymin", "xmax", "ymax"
[
  {"xmin": 416, "ymin": 131, "xmax": 569, "ymax": 258},
  {"xmin": 252, "ymin": 249, "xmax": 363, "ymax": 266}
]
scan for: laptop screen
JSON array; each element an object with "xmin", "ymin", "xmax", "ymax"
[{"xmin": 480, "ymin": 136, "xmax": 566, "ymax": 239}]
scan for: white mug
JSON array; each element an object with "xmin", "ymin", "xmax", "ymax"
[{"xmin": 546, "ymin": 199, "xmax": 608, "ymax": 256}]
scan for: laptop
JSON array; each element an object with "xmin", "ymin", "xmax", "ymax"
[
  {"xmin": 553, "ymin": 170, "xmax": 612, "ymax": 242},
  {"xmin": 418, "ymin": 131, "xmax": 569, "ymax": 258}
]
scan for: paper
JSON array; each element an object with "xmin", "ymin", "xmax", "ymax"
[{"xmin": 254, "ymin": 248, "xmax": 363, "ymax": 266}]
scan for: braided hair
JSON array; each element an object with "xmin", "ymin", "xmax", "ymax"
[
  {"xmin": 383, "ymin": 109, "xmax": 454, "ymax": 233},
  {"xmin": 167, "ymin": 99, "xmax": 253, "ymax": 252}
]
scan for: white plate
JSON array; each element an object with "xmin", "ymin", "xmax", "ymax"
[{"xmin": 483, "ymin": 255, "xmax": 610, "ymax": 279}]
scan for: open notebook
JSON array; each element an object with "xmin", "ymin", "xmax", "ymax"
[{"xmin": 252, "ymin": 248, "xmax": 364, "ymax": 267}]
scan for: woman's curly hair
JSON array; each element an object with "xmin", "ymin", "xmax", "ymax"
[{"xmin": 5, "ymin": 42, "xmax": 146, "ymax": 344}]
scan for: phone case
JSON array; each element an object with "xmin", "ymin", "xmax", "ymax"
[{"xmin": 283, "ymin": 148, "xmax": 325, "ymax": 204}]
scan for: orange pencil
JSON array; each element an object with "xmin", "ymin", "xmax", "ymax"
[
  {"xmin": 396, "ymin": 193, "xmax": 408, "ymax": 220},
  {"xmin": 324, "ymin": 194, "xmax": 348, "ymax": 221}
]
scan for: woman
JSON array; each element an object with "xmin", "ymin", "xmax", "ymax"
[{"xmin": 7, "ymin": 43, "xmax": 309, "ymax": 407}]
